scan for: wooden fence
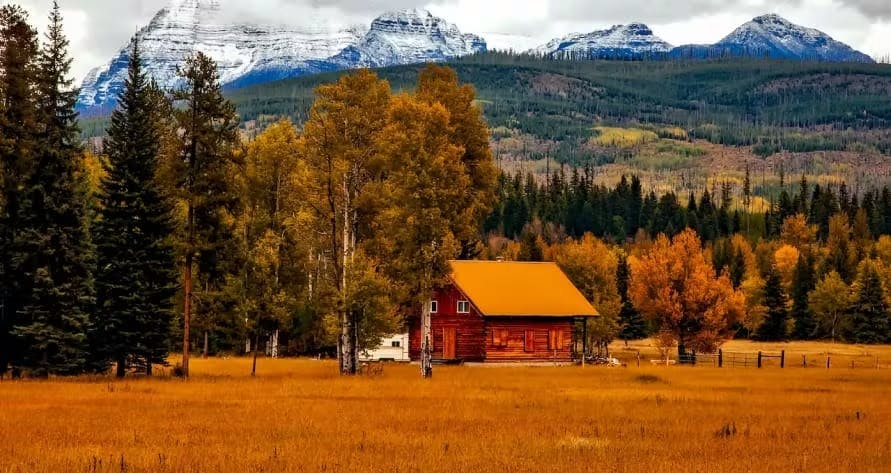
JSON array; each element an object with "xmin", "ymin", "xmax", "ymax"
[{"xmin": 610, "ymin": 349, "xmax": 887, "ymax": 369}]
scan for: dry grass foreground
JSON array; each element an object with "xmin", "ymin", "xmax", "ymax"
[{"xmin": 2, "ymin": 353, "xmax": 891, "ymax": 473}]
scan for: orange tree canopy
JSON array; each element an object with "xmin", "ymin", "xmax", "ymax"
[{"xmin": 448, "ymin": 260, "xmax": 599, "ymax": 317}]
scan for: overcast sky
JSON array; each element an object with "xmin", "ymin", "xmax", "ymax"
[{"xmin": 13, "ymin": 0, "xmax": 891, "ymax": 81}]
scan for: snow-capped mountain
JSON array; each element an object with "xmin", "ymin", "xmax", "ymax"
[
  {"xmin": 77, "ymin": 2, "xmax": 485, "ymax": 110},
  {"xmin": 671, "ymin": 14, "xmax": 873, "ymax": 62},
  {"xmin": 531, "ymin": 23, "xmax": 673, "ymax": 58},
  {"xmin": 330, "ymin": 9, "xmax": 484, "ymax": 69},
  {"xmin": 79, "ymin": 5, "xmax": 876, "ymax": 112}
]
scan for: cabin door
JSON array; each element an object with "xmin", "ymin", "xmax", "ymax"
[{"xmin": 443, "ymin": 327, "xmax": 457, "ymax": 360}]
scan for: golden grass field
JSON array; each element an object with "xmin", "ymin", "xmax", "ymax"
[{"xmin": 2, "ymin": 342, "xmax": 891, "ymax": 473}]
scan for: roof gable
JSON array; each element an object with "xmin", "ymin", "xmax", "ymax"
[{"xmin": 448, "ymin": 260, "xmax": 599, "ymax": 317}]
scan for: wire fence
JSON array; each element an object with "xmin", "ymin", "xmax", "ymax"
[{"xmin": 607, "ymin": 349, "xmax": 889, "ymax": 370}]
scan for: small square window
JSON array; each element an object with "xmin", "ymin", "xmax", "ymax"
[
  {"xmin": 430, "ymin": 300, "xmax": 438, "ymax": 313},
  {"xmin": 457, "ymin": 300, "xmax": 470, "ymax": 314},
  {"xmin": 391, "ymin": 340, "xmax": 401, "ymax": 348}
]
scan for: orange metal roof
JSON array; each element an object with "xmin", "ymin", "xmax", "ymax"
[{"xmin": 448, "ymin": 260, "xmax": 599, "ymax": 317}]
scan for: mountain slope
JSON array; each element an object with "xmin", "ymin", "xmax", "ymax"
[
  {"xmin": 671, "ymin": 14, "xmax": 873, "ymax": 62},
  {"xmin": 531, "ymin": 23, "xmax": 673, "ymax": 58},
  {"xmin": 77, "ymin": 2, "xmax": 484, "ymax": 111}
]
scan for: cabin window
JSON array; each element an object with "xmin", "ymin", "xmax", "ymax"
[
  {"xmin": 457, "ymin": 300, "xmax": 470, "ymax": 314},
  {"xmin": 524, "ymin": 330, "xmax": 535, "ymax": 352},
  {"xmin": 492, "ymin": 328, "xmax": 509, "ymax": 348},
  {"xmin": 391, "ymin": 340, "xmax": 401, "ymax": 348},
  {"xmin": 430, "ymin": 300, "xmax": 438, "ymax": 313},
  {"xmin": 548, "ymin": 328, "xmax": 564, "ymax": 351}
]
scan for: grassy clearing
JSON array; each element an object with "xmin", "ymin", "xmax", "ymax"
[
  {"xmin": 592, "ymin": 127, "xmax": 659, "ymax": 148},
  {"xmin": 1, "ymin": 350, "xmax": 890, "ymax": 472}
]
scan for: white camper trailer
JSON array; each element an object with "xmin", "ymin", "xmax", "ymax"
[{"xmin": 360, "ymin": 333, "xmax": 409, "ymax": 362}]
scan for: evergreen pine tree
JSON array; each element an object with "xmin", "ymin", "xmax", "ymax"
[
  {"xmin": 846, "ymin": 261, "xmax": 890, "ymax": 344},
  {"xmin": 518, "ymin": 229, "xmax": 543, "ymax": 262},
  {"xmin": 755, "ymin": 264, "xmax": 789, "ymax": 341},
  {"xmin": 790, "ymin": 253, "xmax": 816, "ymax": 339},
  {"xmin": 616, "ymin": 254, "xmax": 647, "ymax": 340},
  {"xmin": 11, "ymin": 2, "xmax": 94, "ymax": 376},
  {"xmin": 93, "ymin": 40, "xmax": 178, "ymax": 377},
  {"xmin": 729, "ymin": 246, "xmax": 747, "ymax": 289},
  {"xmin": 169, "ymin": 52, "xmax": 240, "ymax": 378},
  {"xmin": 0, "ymin": 5, "xmax": 39, "ymax": 377}
]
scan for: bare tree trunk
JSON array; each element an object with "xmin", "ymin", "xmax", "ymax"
[
  {"xmin": 182, "ymin": 253, "xmax": 192, "ymax": 379},
  {"xmin": 203, "ymin": 331, "xmax": 209, "ymax": 358},
  {"xmin": 420, "ymin": 300, "xmax": 432, "ymax": 378},
  {"xmin": 251, "ymin": 332, "xmax": 260, "ymax": 377},
  {"xmin": 339, "ymin": 178, "xmax": 358, "ymax": 376},
  {"xmin": 115, "ymin": 357, "xmax": 126, "ymax": 378},
  {"xmin": 146, "ymin": 362, "xmax": 152, "ymax": 377}
]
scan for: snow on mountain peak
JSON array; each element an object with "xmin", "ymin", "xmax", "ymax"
[
  {"xmin": 78, "ymin": 3, "xmax": 485, "ymax": 110},
  {"xmin": 531, "ymin": 23, "xmax": 673, "ymax": 58},
  {"xmin": 717, "ymin": 14, "xmax": 872, "ymax": 62}
]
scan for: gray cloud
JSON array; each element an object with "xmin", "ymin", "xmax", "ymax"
[{"xmin": 837, "ymin": 0, "xmax": 891, "ymax": 20}]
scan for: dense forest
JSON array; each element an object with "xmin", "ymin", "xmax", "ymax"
[{"xmin": 5, "ymin": 4, "xmax": 891, "ymax": 380}]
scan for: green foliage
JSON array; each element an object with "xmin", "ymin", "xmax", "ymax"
[
  {"xmin": 846, "ymin": 260, "xmax": 890, "ymax": 344},
  {"xmin": 217, "ymin": 54, "xmax": 891, "ymax": 166},
  {"xmin": 0, "ymin": 4, "xmax": 40, "ymax": 377},
  {"xmin": 92, "ymin": 40, "xmax": 177, "ymax": 377},
  {"xmin": 755, "ymin": 264, "xmax": 788, "ymax": 341},
  {"xmin": 11, "ymin": 2, "xmax": 94, "ymax": 376},
  {"xmin": 616, "ymin": 254, "xmax": 647, "ymax": 341},
  {"xmin": 791, "ymin": 253, "xmax": 816, "ymax": 340}
]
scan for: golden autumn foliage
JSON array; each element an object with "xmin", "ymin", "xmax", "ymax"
[
  {"xmin": 629, "ymin": 229, "xmax": 745, "ymax": 352},
  {"xmin": 551, "ymin": 234, "xmax": 622, "ymax": 347},
  {"xmin": 773, "ymin": 244, "xmax": 800, "ymax": 290},
  {"xmin": 780, "ymin": 213, "xmax": 817, "ymax": 251},
  {"xmin": 592, "ymin": 127, "xmax": 658, "ymax": 148}
]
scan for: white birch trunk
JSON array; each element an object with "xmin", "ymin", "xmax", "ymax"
[{"xmin": 420, "ymin": 300, "xmax": 432, "ymax": 378}]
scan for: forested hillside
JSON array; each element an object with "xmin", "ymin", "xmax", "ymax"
[{"xmin": 82, "ymin": 54, "xmax": 886, "ymax": 197}]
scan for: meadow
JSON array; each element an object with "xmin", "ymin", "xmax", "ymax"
[{"xmin": 2, "ymin": 345, "xmax": 891, "ymax": 473}]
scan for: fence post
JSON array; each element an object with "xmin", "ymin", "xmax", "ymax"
[
  {"xmin": 827, "ymin": 355, "xmax": 831, "ymax": 369},
  {"xmin": 757, "ymin": 351, "xmax": 763, "ymax": 368},
  {"xmin": 780, "ymin": 350, "xmax": 785, "ymax": 369},
  {"xmin": 637, "ymin": 352, "xmax": 641, "ymax": 368},
  {"xmin": 803, "ymin": 355, "xmax": 807, "ymax": 368},
  {"xmin": 718, "ymin": 349, "xmax": 723, "ymax": 368}
]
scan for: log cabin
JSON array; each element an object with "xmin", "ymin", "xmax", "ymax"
[{"xmin": 408, "ymin": 260, "xmax": 599, "ymax": 363}]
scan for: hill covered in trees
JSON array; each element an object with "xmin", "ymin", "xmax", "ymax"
[{"xmin": 87, "ymin": 54, "xmax": 887, "ymax": 199}]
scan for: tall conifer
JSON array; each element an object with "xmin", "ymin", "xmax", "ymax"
[
  {"xmin": 0, "ymin": 5, "xmax": 39, "ymax": 377},
  {"xmin": 755, "ymin": 264, "xmax": 789, "ymax": 341},
  {"xmin": 846, "ymin": 261, "xmax": 890, "ymax": 344},
  {"xmin": 12, "ymin": 2, "xmax": 94, "ymax": 376},
  {"xmin": 93, "ymin": 40, "xmax": 177, "ymax": 377},
  {"xmin": 791, "ymin": 253, "xmax": 816, "ymax": 339},
  {"xmin": 169, "ymin": 52, "xmax": 240, "ymax": 378}
]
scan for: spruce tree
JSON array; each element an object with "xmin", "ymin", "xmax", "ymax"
[
  {"xmin": 11, "ymin": 2, "xmax": 94, "ymax": 376},
  {"xmin": 0, "ymin": 5, "xmax": 39, "ymax": 377},
  {"xmin": 755, "ymin": 264, "xmax": 789, "ymax": 341},
  {"xmin": 846, "ymin": 261, "xmax": 890, "ymax": 344},
  {"xmin": 791, "ymin": 253, "xmax": 816, "ymax": 339},
  {"xmin": 616, "ymin": 254, "xmax": 647, "ymax": 341},
  {"xmin": 169, "ymin": 52, "xmax": 240, "ymax": 378},
  {"xmin": 93, "ymin": 40, "xmax": 177, "ymax": 377}
]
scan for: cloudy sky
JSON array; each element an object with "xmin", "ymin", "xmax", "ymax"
[{"xmin": 14, "ymin": 0, "xmax": 891, "ymax": 81}]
